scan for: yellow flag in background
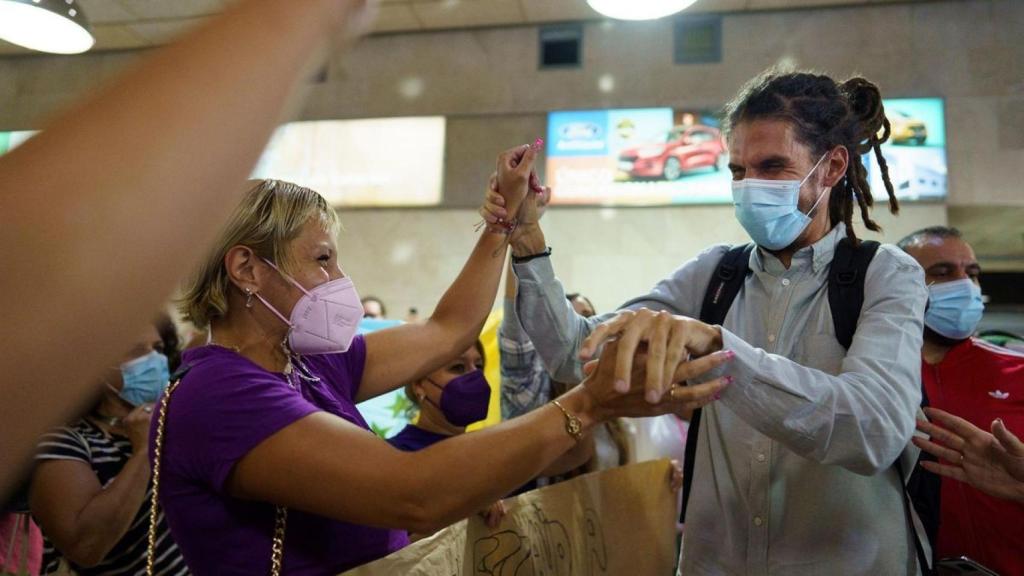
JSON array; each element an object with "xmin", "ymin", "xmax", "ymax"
[{"xmin": 467, "ymin": 308, "xmax": 504, "ymax": 431}]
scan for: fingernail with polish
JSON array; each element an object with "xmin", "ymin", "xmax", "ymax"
[
  {"xmin": 720, "ymin": 350, "xmax": 736, "ymax": 359},
  {"xmin": 713, "ymin": 392, "xmax": 722, "ymax": 401},
  {"xmin": 724, "ymin": 376, "xmax": 734, "ymax": 386},
  {"xmin": 615, "ymin": 379, "xmax": 628, "ymax": 393}
]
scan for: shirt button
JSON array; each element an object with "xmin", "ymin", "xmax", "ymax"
[
  {"xmin": 754, "ymin": 516, "xmax": 764, "ymax": 527},
  {"xmin": 757, "ymin": 453, "xmax": 766, "ymax": 463},
  {"xmin": 768, "ymin": 334, "xmax": 776, "ymax": 343},
  {"xmin": 781, "ymin": 278, "xmax": 791, "ymax": 286}
]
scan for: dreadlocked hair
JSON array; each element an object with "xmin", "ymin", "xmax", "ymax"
[{"xmin": 724, "ymin": 69, "xmax": 897, "ymax": 242}]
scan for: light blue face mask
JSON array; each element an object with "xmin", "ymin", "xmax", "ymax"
[
  {"xmin": 732, "ymin": 153, "xmax": 829, "ymax": 251},
  {"xmin": 114, "ymin": 350, "xmax": 170, "ymax": 406},
  {"xmin": 925, "ymin": 278, "xmax": 985, "ymax": 340}
]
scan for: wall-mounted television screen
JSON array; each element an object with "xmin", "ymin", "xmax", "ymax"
[
  {"xmin": 545, "ymin": 98, "xmax": 946, "ymax": 206},
  {"xmin": 252, "ymin": 117, "xmax": 446, "ymax": 207}
]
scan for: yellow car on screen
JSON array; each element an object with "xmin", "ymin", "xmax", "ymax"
[{"xmin": 888, "ymin": 111, "xmax": 928, "ymax": 145}]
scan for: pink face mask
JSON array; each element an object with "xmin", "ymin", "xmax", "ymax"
[{"xmin": 255, "ymin": 258, "xmax": 362, "ymax": 355}]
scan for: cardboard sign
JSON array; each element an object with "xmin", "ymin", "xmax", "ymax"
[{"xmin": 343, "ymin": 460, "xmax": 678, "ymax": 576}]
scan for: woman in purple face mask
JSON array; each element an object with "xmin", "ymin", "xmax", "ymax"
[
  {"xmin": 389, "ymin": 342, "xmax": 506, "ymax": 532},
  {"xmin": 389, "ymin": 342, "xmax": 596, "ymax": 533},
  {"xmin": 390, "ymin": 342, "xmax": 490, "ymax": 452}
]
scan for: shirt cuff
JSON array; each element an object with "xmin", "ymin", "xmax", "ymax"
[
  {"xmin": 512, "ymin": 255, "xmax": 557, "ymax": 287},
  {"xmin": 718, "ymin": 328, "xmax": 764, "ymax": 398}
]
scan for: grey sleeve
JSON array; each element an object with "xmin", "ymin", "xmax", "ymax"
[
  {"xmin": 512, "ymin": 257, "xmax": 605, "ymax": 383},
  {"xmin": 512, "ymin": 244, "xmax": 730, "ymax": 383},
  {"xmin": 717, "ymin": 246, "xmax": 928, "ymax": 475}
]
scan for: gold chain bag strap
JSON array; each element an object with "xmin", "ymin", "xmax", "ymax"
[{"xmin": 147, "ymin": 378, "xmax": 289, "ymax": 576}]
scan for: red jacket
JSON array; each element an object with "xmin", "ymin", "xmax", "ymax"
[{"xmin": 922, "ymin": 338, "xmax": 1024, "ymax": 576}]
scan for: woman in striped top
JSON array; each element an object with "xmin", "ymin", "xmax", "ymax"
[{"xmin": 29, "ymin": 327, "xmax": 188, "ymax": 576}]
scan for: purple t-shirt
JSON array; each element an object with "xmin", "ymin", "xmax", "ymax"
[
  {"xmin": 151, "ymin": 337, "xmax": 409, "ymax": 575},
  {"xmin": 386, "ymin": 425, "xmax": 449, "ymax": 452}
]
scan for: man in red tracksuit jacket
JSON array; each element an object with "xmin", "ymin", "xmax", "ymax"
[{"xmin": 901, "ymin": 226, "xmax": 1024, "ymax": 576}]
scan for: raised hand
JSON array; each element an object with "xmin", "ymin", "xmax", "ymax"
[
  {"xmin": 913, "ymin": 407, "xmax": 1024, "ymax": 503},
  {"xmin": 481, "ymin": 140, "xmax": 548, "ymax": 229},
  {"xmin": 991, "ymin": 417, "xmax": 1024, "ymax": 482},
  {"xmin": 494, "ymin": 145, "xmax": 538, "ymax": 221}
]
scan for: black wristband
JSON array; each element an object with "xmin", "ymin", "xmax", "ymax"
[{"xmin": 512, "ymin": 247, "xmax": 552, "ymax": 264}]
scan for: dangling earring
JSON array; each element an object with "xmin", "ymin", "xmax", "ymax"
[{"xmin": 245, "ymin": 288, "xmax": 254, "ymax": 309}]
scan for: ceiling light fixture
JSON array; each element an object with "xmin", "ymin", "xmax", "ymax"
[
  {"xmin": 587, "ymin": 0, "xmax": 699, "ymax": 21},
  {"xmin": 0, "ymin": 0, "xmax": 95, "ymax": 54}
]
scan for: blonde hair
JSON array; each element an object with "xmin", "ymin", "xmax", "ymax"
[{"xmin": 179, "ymin": 179, "xmax": 339, "ymax": 328}]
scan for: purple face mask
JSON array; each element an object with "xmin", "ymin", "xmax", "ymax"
[
  {"xmin": 254, "ymin": 258, "xmax": 362, "ymax": 355},
  {"xmin": 425, "ymin": 370, "xmax": 491, "ymax": 427}
]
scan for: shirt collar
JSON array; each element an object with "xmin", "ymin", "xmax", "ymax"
[{"xmin": 750, "ymin": 222, "xmax": 848, "ymax": 275}]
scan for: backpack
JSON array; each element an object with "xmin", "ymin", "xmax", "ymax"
[{"xmin": 680, "ymin": 238, "xmax": 932, "ymax": 573}]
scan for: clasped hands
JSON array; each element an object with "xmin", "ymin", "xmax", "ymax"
[{"xmin": 579, "ymin": 309, "xmax": 734, "ymax": 421}]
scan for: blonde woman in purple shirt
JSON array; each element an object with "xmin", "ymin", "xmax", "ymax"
[{"xmin": 150, "ymin": 146, "xmax": 733, "ymax": 575}]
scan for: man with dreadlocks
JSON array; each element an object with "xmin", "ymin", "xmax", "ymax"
[{"xmin": 481, "ymin": 69, "xmax": 929, "ymax": 574}]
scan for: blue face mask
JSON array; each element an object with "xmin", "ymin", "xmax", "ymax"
[
  {"xmin": 732, "ymin": 153, "xmax": 829, "ymax": 251},
  {"xmin": 115, "ymin": 350, "xmax": 170, "ymax": 406},
  {"xmin": 925, "ymin": 278, "xmax": 985, "ymax": 340}
]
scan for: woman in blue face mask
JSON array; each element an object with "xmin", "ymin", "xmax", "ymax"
[{"xmin": 28, "ymin": 324, "xmax": 188, "ymax": 576}]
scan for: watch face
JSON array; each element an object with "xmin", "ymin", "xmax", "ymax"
[{"xmin": 568, "ymin": 419, "xmax": 582, "ymax": 435}]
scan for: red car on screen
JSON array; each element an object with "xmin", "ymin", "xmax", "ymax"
[{"xmin": 617, "ymin": 125, "xmax": 728, "ymax": 181}]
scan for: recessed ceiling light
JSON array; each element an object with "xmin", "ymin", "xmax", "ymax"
[
  {"xmin": 0, "ymin": 0, "xmax": 94, "ymax": 54},
  {"xmin": 587, "ymin": 0, "xmax": 699, "ymax": 21}
]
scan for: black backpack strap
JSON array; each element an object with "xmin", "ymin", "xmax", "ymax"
[
  {"xmin": 827, "ymin": 239, "xmax": 931, "ymax": 570},
  {"xmin": 905, "ymin": 385, "xmax": 941, "ymax": 574},
  {"xmin": 895, "ymin": 456, "xmax": 934, "ymax": 575},
  {"xmin": 827, "ymin": 238, "xmax": 880, "ymax": 350},
  {"xmin": 907, "ymin": 387, "xmax": 941, "ymax": 572},
  {"xmin": 699, "ymin": 244, "xmax": 755, "ymax": 327},
  {"xmin": 679, "ymin": 244, "xmax": 753, "ymax": 524}
]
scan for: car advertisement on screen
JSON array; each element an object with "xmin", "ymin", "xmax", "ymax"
[
  {"xmin": 547, "ymin": 107, "xmax": 731, "ymax": 205},
  {"xmin": 866, "ymin": 98, "xmax": 947, "ymax": 201},
  {"xmin": 252, "ymin": 117, "xmax": 446, "ymax": 207},
  {"xmin": 546, "ymin": 99, "xmax": 947, "ymax": 206}
]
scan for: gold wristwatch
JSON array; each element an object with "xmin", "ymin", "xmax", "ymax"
[{"xmin": 551, "ymin": 400, "xmax": 583, "ymax": 442}]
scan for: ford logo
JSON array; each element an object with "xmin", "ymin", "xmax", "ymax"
[{"xmin": 559, "ymin": 122, "xmax": 601, "ymax": 140}]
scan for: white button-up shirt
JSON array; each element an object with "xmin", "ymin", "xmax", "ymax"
[{"xmin": 514, "ymin": 224, "xmax": 928, "ymax": 575}]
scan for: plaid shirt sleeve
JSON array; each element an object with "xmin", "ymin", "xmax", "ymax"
[{"xmin": 499, "ymin": 297, "xmax": 553, "ymax": 420}]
